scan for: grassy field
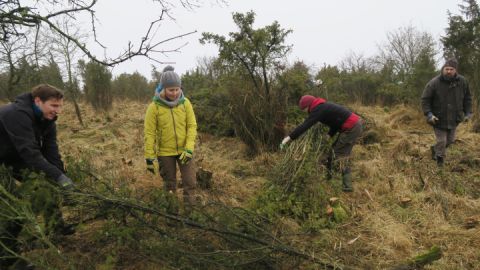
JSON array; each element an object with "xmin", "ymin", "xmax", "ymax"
[{"xmin": 3, "ymin": 99, "xmax": 480, "ymax": 269}]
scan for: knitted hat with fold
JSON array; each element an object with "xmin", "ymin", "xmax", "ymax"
[{"xmin": 160, "ymin": 65, "xmax": 181, "ymax": 88}]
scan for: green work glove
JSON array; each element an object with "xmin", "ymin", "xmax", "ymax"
[
  {"xmin": 146, "ymin": 159, "xmax": 155, "ymax": 174},
  {"xmin": 57, "ymin": 174, "xmax": 75, "ymax": 190},
  {"xmin": 179, "ymin": 150, "xmax": 193, "ymax": 165}
]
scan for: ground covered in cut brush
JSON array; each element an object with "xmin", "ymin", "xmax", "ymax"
[{"xmin": 5, "ymin": 100, "xmax": 480, "ymax": 269}]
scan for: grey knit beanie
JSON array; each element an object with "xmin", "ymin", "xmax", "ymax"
[
  {"xmin": 443, "ymin": 58, "xmax": 458, "ymax": 69},
  {"xmin": 160, "ymin": 65, "xmax": 181, "ymax": 88}
]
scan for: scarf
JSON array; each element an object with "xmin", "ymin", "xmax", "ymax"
[{"xmin": 153, "ymin": 88, "xmax": 185, "ymax": 108}]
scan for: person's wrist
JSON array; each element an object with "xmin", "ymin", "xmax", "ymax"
[{"xmin": 146, "ymin": 158, "xmax": 154, "ymax": 165}]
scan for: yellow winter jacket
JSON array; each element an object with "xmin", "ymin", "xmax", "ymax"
[{"xmin": 144, "ymin": 97, "xmax": 197, "ymax": 159}]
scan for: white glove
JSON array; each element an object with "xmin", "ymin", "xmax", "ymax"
[{"xmin": 280, "ymin": 136, "xmax": 291, "ymax": 150}]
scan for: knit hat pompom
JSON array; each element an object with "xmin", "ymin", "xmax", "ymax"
[
  {"xmin": 299, "ymin": 95, "xmax": 316, "ymax": 110},
  {"xmin": 163, "ymin": 65, "xmax": 175, "ymax": 72},
  {"xmin": 160, "ymin": 65, "xmax": 181, "ymax": 88}
]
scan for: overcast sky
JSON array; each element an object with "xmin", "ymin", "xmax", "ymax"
[{"xmin": 84, "ymin": 0, "xmax": 463, "ymax": 79}]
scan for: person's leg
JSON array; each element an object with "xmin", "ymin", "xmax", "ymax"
[
  {"xmin": 433, "ymin": 128, "xmax": 448, "ymax": 166},
  {"xmin": 446, "ymin": 126, "xmax": 457, "ymax": 148},
  {"xmin": 178, "ymin": 159, "xmax": 197, "ymax": 206},
  {"xmin": 157, "ymin": 156, "xmax": 178, "ymax": 192},
  {"xmin": 333, "ymin": 121, "xmax": 362, "ymax": 192},
  {"xmin": 157, "ymin": 156, "xmax": 180, "ymax": 215}
]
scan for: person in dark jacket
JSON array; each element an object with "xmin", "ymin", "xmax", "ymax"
[
  {"xmin": 421, "ymin": 58, "xmax": 472, "ymax": 167},
  {"xmin": 280, "ymin": 95, "xmax": 363, "ymax": 192},
  {"xmin": 0, "ymin": 84, "xmax": 75, "ymax": 269}
]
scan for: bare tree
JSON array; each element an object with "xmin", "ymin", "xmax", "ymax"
[
  {"xmin": 340, "ymin": 51, "xmax": 375, "ymax": 73},
  {"xmin": 0, "ymin": 34, "xmax": 35, "ymax": 100},
  {"xmin": 1, "ymin": 0, "xmax": 203, "ymax": 66},
  {"xmin": 375, "ymin": 25, "xmax": 437, "ymax": 80},
  {"xmin": 49, "ymin": 19, "xmax": 86, "ymax": 126}
]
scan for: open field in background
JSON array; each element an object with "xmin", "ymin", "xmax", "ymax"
[{"xmin": 2, "ymin": 99, "xmax": 480, "ymax": 269}]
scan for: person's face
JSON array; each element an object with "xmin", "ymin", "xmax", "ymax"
[
  {"xmin": 34, "ymin": 97, "xmax": 63, "ymax": 120},
  {"xmin": 165, "ymin": 86, "xmax": 181, "ymax": 100},
  {"xmin": 442, "ymin": 66, "xmax": 456, "ymax": 78}
]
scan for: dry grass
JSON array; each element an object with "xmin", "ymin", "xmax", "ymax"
[
  {"xmin": 57, "ymin": 100, "xmax": 271, "ymax": 207},
  {"xmin": 10, "ymin": 99, "xmax": 480, "ymax": 269}
]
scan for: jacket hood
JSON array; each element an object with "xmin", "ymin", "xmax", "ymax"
[
  {"xmin": 14, "ymin": 92, "xmax": 57, "ymax": 122},
  {"xmin": 14, "ymin": 93, "xmax": 34, "ymax": 107}
]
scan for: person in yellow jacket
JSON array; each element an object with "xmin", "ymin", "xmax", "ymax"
[{"xmin": 144, "ymin": 65, "xmax": 198, "ymax": 206}]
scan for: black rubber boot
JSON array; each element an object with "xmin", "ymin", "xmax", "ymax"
[
  {"xmin": 436, "ymin": 156, "xmax": 444, "ymax": 167},
  {"xmin": 342, "ymin": 169, "xmax": 353, "ymax": 192}
]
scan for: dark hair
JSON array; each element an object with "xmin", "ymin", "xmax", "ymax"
[{"xmin": 31, "ymin": 84, "xmax": 64, "ymax": 101}]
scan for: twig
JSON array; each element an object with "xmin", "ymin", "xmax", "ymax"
[{"xmin": 364, "ymin": 189, "xmax": 374, "ymax": 201}]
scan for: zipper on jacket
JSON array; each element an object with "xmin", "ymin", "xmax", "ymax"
[{"xmin": 170, "ymin": 108, "xmax": 179, "ymax": 153}]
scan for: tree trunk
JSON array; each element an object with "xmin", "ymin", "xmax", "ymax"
[
  {"xmin": 72, "ymin": 95, "xmax": 84, "ymax": 127},
  {"xmin": 66, "ymin": 52, "xmax": 84, "ymax": 127}
]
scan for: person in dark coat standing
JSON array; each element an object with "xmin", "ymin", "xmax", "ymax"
[
  {"xmin": 280, "ymin": 95, "xmax": 363, "ymax": 192},
  {"xmin": 421, "ymin": 58, "xmax": 472, "ymax": 167},
  {"xmin": 0, "ymin": 84, "xmax": 75, "ymax": 269}
]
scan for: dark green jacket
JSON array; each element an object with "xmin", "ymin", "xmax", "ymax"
[{"xmin": 421, "ymin": 74, "xmax": 472, "ymax": 129}]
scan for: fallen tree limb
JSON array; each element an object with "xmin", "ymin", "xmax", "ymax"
[
  {"xmin": 390, "ymin": 246, "xmax": 442, "ymax": 270},
  {"xmin": 73, "ymin": 190, "xmax": 348, "ymax": 270}
]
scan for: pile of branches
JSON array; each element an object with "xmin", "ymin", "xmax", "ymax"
[
  {"xmin": 274, "ymin": 125, "xmax": 329, "ymax": 190},
  {"xmin": 252, "ymin": 125, "xmax": 338, "ymax": 230},
  {"xmin": 0, "ymin": 165, "xmax": 346, "ymax": 269}
]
